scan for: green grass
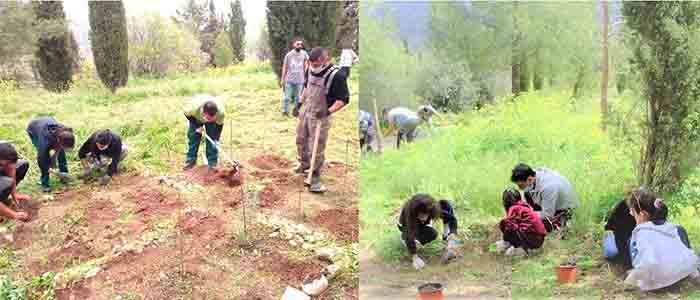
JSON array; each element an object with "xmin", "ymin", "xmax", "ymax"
[{"xmin": 360, "ymin": 90, "xmax": 699, "ymax": 298}]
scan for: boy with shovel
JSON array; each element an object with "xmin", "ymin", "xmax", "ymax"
[
  {"xmin": 183, "ymin": 94, "xmax": 225, "ymax": 172},
  {"xmin": 294, "ymin": 47, "xmax": 349, "ymax": 193}
]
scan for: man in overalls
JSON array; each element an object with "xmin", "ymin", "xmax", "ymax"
[{"xmin": 294, "ymin": 47, "xmax": 350, "ymax": 193}]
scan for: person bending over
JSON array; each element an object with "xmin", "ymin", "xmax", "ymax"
[
  {"xmin": 398, "ymin": 194, "xmax": 458, "ymax": 270},
  {"xmin": 78, "ymin": 129, "xmax": 128, "ymax": 186},
  {"xmin": 0, "ymin": 142, "xmax": 30, "ymax": 221},
  {"xmin": 495, "ymin": 188, "xmax": 546, "ymax": 256},
  {"xmin": 26, "ymin": 117, "xmax": 75, "ymax": 192}
]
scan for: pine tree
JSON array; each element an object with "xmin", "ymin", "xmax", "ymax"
[
  {"xmin": 227, "ymin": 0, "xmax": 246, "ymax": 63},
  {"xmin": 33, "ymin": 0, "xmax": 73, "ymax": 92},
  {"xmin": 266, "ymin": 1, "xmax": 340, "ymax": 79},
  {"xmin": 88, "ymin": 0, "xmax": 128, "ymax": 92}
]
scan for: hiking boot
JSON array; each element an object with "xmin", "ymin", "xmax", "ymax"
[
  {"xmin": 308, "ymin": 182, "xmax": 327, "ymax": 193},
  {"xmin": 183, "ymin": 161, "xmax": 196, "ymax": 171}
]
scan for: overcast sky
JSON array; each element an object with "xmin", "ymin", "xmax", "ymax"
[{"xmin": 63, "ymin": 0, "xmax": 266, "ymax": 48}]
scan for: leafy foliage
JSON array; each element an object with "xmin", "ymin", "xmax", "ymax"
[
  {"xmin": 213, "ymin": 31, "xmax": 234, "ymax": 67},
  {"xmin": 127, "ymin": 13, "xmax": 204, "ymax": 77},
  {"xmin": 32, "ymin": 1, "xmax": 73, "ymax": 92},
  {"xmin": 266, "ymin": 1, "xmax": 340, "ymax": 79},
  {"xmin": 623, "ymin": 2, "xmax": 700, "ymax": 192},
  {"xmin": 88, "ymin": 0, "xmax": 129, "ymax": 92}
]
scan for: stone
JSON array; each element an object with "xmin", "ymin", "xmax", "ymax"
[
  {"xmin": 315, "ymin": 247, "xmax": 337, "ymax": 260},
  {"xmin": 280, "ymin": 287, "xmax": 310, "ymax": 300}
]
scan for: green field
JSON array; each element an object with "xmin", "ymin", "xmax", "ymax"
[
  {"xmin": 360, "ymin": 91, "xmax": 700, "ymax": 299},
  {"xmin": 0, "ymin": 63, "xmax": 360, "ymax": 299}
]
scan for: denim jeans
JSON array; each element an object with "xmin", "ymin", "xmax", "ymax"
[{"xmin": 282, "ymin": 83, "xmax": 304, "ymax": 113}]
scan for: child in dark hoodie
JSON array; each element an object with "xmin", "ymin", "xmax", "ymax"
[
  {"xmin": 26, "ymin": 117, "xmax": 75, "ymax": 192},
  {"xmin": 496, "ymin": 188, "xmax": 547, "ymax": 256}
]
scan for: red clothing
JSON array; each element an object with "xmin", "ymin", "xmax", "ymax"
[{"xmin": 503, "ymin": 201, "xmax": 547, "ymax": 236}]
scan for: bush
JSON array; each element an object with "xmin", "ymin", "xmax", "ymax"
[
  {"xmin": 128, "ymin": 13, "xmax": 204, "ymax": 77},
  {"xmin": 213, "ymin": 31, "xmax": 234, "ymax": 67},
  {"xmin": 415, "ymin": 53, "xmax": 476, "ymax": 112}
]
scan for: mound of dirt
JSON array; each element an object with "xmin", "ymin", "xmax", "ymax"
[
  {"xmin": 30, "ymin": 238, "xmax": 96, "ymax": 275},
  {"xmin": 55, "ymin": 281, "xmax": 92, "ymax": 299},
  {"xmin": 182, "ymin": 165, "xmax": 244, "ymax": 187},
  {"xmin": 176, "ymin": 211, "xmax": 227, "ymax": 252},
  {"xmin": 128, "ymin": 186, "xmax": 184, "ymax": 221},
  {"xmin": 257, "ymin": 252, "xmax": 325, "ymax": 284},
  {"xmin": 216, "ymin": 166, "xmax": 244, "ymax": 187},
  {"xmin": 86, "ymin": 200, "xmax": 119, "ymax": 228},
  {"xmin": 259, "ymin": 184, "xmax": 284, "ymax": 208},
  {"xmin": 248, "ymin": 154, "xmax": 293, "ymax": 170},
  {"xmin": 310, "ymin": 208, "xmax": 359, "ymax": 243}
]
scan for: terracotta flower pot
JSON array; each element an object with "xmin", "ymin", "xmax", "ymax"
[
  {"xmin": 555, "ymin": 265, "xmax": 577, "ymax": 284},
  {"xmin": 417, "ymin": 283, "xmax": 443, "ymax": 300}
]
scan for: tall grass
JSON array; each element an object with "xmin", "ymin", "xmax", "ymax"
[{"xmin": 361, "ymin": 91, "xmax": 644, "ymax": 259}]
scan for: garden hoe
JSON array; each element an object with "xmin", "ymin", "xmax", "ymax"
[
  {"xmin": 306, "ymin": 120, "xmax": 323, "ymax": 192},
  {"xmin": 201, "ymin": 128, "xmax": 244, "ymax": 185}
]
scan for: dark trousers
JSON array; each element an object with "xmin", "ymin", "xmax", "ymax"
[
  {"xmin": 0, "ymin": 159, "xmax": 29, "ymax": 205},
  {"xmin": 499, "ymin": 222, "xmax": 545, "ymax": 250},
  {"xmin": 399, "ymin": 224, "xmax": 438, "ymax": 246},
  {"xmin": 186, "ymin": 122, "xmax": 220, "ymax": 167},
  {"xmin": 29, "ymin": 134, "xmax": 67, "ymax": 187},
  {"xmin": 340, "ymin": 66, "xmax": 351, "ymax": 78}
]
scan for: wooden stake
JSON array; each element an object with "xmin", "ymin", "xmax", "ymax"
[
  {"xmin": 372, "ymin": 98, "xmax": 384, "ymax": 154},
  {"xmin": 344, "ymin": 139, "xmax": 349, "ymax": 196},
  {"xmin": 241, "ymin": 183, "xmax": 247, "ymax": 238},
  {"xmin": 298, "ymin": 189, "xmax": 303, "ymax": 220},
  {"xmin": 229, "ymin": 118, "xmax": 233, "ymax": 165}
]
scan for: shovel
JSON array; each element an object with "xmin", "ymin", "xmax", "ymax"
[{"xmin": 200, "ymin": 127, "xmax": 242, "ymax": 169}]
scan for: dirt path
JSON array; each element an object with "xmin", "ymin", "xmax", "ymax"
[{"xmin": 359, "ymin": 247, "xmax": 509, "ymax": 300}]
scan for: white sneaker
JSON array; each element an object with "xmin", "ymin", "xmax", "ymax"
[
  {"xmin": 505, "ymin": 247, "xmax": 526, "ymax": 257},
  {"xmin": 494, "ymin": 240, "xmax": 512, "ymax": 253}
]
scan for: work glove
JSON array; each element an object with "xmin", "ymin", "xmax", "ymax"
[
  {"xmin": 99, "ymin": 175, "xmax": 111, "ymax": 186},
  {"xmin": 195, "ymin": 127, "xmax": 204, "ymax": 134},
  {"xmin": 292, "ymin": 102, "xmax": 301, "ymax": 117},
  {"xmin": 412, "ymin": 254, "xmax": 426, "ymax": 270},
  {"xmin": 57, "ymin": 172, "xmax": 71, "ymax": 184}
]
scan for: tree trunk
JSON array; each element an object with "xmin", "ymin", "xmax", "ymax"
[
  {"xmin": 533, "ymin": 48, "xmax": 543, "ymax": 90},
  {"xmin": 600, "ymin": 0, "xmax": 609, "ymax": 130},
  {"xmin": 511, "ymin": 2, "xmax": 520, "ymax": 95}
]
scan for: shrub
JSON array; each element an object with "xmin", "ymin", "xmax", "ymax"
[{"xmin": 128, "ymin": 13, "xmax": 204, "ymax": 77}]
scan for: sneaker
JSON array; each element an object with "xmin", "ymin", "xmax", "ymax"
[
  {"xmin": 494, "ymin": 240, "xmax": 512, "ymax": 253},
  {"xmin": 41, "ymin": 186, "xmax": 51, "ymax": 193},
  {"xmin": 308, "ymin": 183, "xmax": 327, "ymax": 193},
  {"xmin": 183, "ymin": 161, "xmax": 196, "ymax": 171},
  {"xmin": 303, "ymin": 178, "xmax": 311, "ymax": 187},
  {"xmin": 505, "ymin": 247, "xmax": 526, "ymax": 257}
]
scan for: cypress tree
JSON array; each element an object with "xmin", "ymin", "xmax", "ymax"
[
  {"xmin": 88, "ymin": 0, "xmax": 128, "ymax": 92},
  {"xmin": 228, "ymin": 0, "xmax": 246, "ymax": 63},
  {"xmin": 33, "ymin": 1, "xmax": 73, "ymax": 92},
  {"xmin": 266, "ymin": 1, "xmax": 340, "ymax": 79}
]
